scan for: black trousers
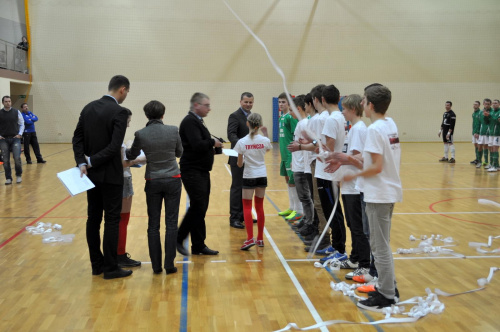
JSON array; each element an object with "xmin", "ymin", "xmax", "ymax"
[
  {"xmin": 86, "ymin": 182, "xmax": 123, "ymax": 272},
  {"xmin": 342, "ymin": 194, "xmax": 370, "ymax": 267},
  {"xmin": 23, "ymin": 132, "xmax": 43, "ymax": 162},
  {"xmin": 178, "ymin": 169, "xmax": 211, "ymax": 251},
  {"xmin": 229, "ymin": 164, "xmax": 243, "ymax": 223},
  {"xmin": 316, "ymin": 178, "xmax": 346, "ymax": 253},
  {"xmin": 145, "ymin": 177, "xmax": 182, "ymax": 271}
]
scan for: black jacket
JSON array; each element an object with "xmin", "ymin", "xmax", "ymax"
[
  {"xmin": 179, "ymin": 111, "xmax": 215, "ymax": 172},
  {"xmin": 72, "ymin": 96, "xmax": 128, "ymax": 185},
  {"xmin": 226, "ymin": 108, "xmax": 249, "ymax": 166}
]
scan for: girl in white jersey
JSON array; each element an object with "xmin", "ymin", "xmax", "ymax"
[{"xmin": 233, "ymin": 113, "xmax": 272, "ymax": 250}]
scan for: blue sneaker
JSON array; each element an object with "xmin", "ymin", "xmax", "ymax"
[
  {"xmin": 332, "ymin": 252, "xmax": 348, "ymax": 261},
  {"xmin": 319, "ymin": 251, "xmax": 338, "ymax": 263},
  {"xmin": 319, "ymin": 251, "xmax": 347, "ymax": 264},
  {"xmin": 316, "ymin": 246, "xmax": 335, "ymax": 256}
]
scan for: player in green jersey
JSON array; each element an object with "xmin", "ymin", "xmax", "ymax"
[
  {"xmin": 277, "ymin": 92, "xmax": 302, "ymax": 220},
  {"xmin": 471, "ymin": 101, "xmax": 481, "ymax": 164},
  {"xmin": 475, "ymin": 99, "xmax": 492, "ymax": 168},
  {"xmin": 485, "ymin": 99, "xmax": 499, "ymax": 172}
]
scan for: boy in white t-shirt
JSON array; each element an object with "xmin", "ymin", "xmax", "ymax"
[
  {"xmin": 288, "ymin": 85, "xmax": 346, "ymax": 259},
  {"xmin": 234, "ymin": 113, "xmax": 272, "ymax": 250},
  {"xmin": 337, "ymin": 95, "xmax": 371, "ymax": 274},
  {"xmin": 319, "ymin": 85, "xmax": 347, "ymax": 261},
  {"xmin": 290, "ymin": 95, "xmax": 317, "ymax": 239},
  {"xmin": 338, "ymin": 85, "xmax": 402, "ymax": 312}
]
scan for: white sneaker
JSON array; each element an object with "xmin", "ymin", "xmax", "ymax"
[
  {"xmin": 345, "ymin": 267, "xmax": 369, "ymax": 280},
  {"xmin": 5, "ymin": 179, "xmax": 12, "ymax": 185},
  {"xmin": 476, "ymin": 163, "xmax": 482, "ymax": 168},
  {"xmin": 16, "ymin": 176, "xmax": 22, "ymax": 184},
  {"xmin": 340, "ymin": 259, "xmax": 359, "ymax": 269},
  {"xmin": 487, "ymin": 167, "xmax": 497, "ymax": 172},
  {"xmin": 484, "ymin": 164, "xmax": 491, "ymax": 169}
]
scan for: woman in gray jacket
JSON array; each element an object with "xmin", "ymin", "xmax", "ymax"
[{"xmin": 127, "ymin": 100, "xmax": 183, "ymax": 275}]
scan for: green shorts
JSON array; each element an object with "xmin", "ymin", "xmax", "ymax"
[
  {"xmin": 280, "ymin": 161, "xmax": 295, "ymax": 184},
  {"xmin": 280, "ymin": 161, "xmax": 288, "ymax": 176}
]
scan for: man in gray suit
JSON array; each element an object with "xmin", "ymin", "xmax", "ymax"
[
  {"xmin": 227, "ymin": 92, "xmax": 254, "ymax": 229},
  {"xmin": 126, "ymin": 100, "xmax": 183, "ymax": 275}
]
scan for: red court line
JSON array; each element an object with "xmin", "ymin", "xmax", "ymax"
[
  {"xmin": 45, "ymin": 214, "xmax": 231, "ymax": 219},
  {"xmin": 427, "ymin": 151, "xmax": 443, "ymax": 159},
  {"xmin": 0, "ymin": 195, "xmax": 72, "ymax": 250},
  {"xmin": 429, "ymin": 196, "xmax": 500, "ymax": 227}
]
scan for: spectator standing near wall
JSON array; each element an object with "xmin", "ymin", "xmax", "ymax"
[
  {"xmin": 20, "ymin": 103, "xmax": 46, "ymax": 164},
  {"xmin": 0, "ymin": 96, "xmax": 24, "ymax": 184}
]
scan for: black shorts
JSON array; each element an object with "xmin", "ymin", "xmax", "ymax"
[
  {"xmin": 242, "ymin": 177, "xmax": 268, "ymax": 189},
  {"xmin": 442, "ymin": 132, "xmax": 453, "ymax": 144}
]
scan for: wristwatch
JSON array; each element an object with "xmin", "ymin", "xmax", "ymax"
[{"xmin": 312, "ymin": 140, "xmax": 317, "ymax": 146}]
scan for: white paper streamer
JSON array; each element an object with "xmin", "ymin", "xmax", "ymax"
[
  {"xmin": 26, "ymin": 222, "xmax": 71, "ymax": 243},
  {"xmin": 274, "ymin": 267, "xmax": 499, "ymax": 331},
  {"xmin": 223, "ymin": 1, "xmax": 346, "ymax": 264},
  {"xmin": 222, "ymin": 0, "xmax": 302, "ymax": 123},
  {"xmin": 469, "ymin": 235, "xmax": 500, "ymax": 253},
  {"xmin": 398, "ymin": 234, "xmax": 460, "ymax": 257},
  {"xmin": 42, "ymin": 231, "xmax": 75, "ymax": 243},
  {"xmin": 478, "ymin": 199, "xmax": 500, "ymax": 208}
]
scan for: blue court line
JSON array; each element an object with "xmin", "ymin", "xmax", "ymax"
[
  {"xmin": 265, "ymin": 193, "xmax": 384, "ymax": 332},
  {"xmin": 180, "ymin": 256, "xmax": 189, "ymax": 332},
  {"xmin": 179, "ymin": 196, "xmax": 190, "ymax": 332}
]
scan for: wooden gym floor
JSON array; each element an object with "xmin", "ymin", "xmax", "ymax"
[{"xmin": 0, "ymin": 142, "xmax": 498, "ymax": 332}]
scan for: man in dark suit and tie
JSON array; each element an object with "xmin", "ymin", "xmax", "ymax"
[
  {"xmin": 227, "ymin": 92, "xmax": 254, "ymax": 229},
  {"xmin": 72, "ymin": 75, "xmax": 133, "ymax": 279},
  {"xmin": 177, "ymin": 92, "xmax": 221, "ymax": 255}
]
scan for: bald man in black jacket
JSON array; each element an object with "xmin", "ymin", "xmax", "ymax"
[{"xmin": 177, "ymin": 92, "xmax": 222, "ymax": 255}]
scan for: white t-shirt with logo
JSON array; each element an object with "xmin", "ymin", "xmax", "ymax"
[
  {"xmin": 320, "ymin": 110, "xmax": 346, "ymax": 181},
  {"xmin": 342, "ymin": 121, "xmax": 367, "ymax": 194},
  {"xmin": 362, "ymin": 117, "xmax": 402, "ymax": 203},
  {"xmin": 292, "ymin": 118, "xmax": 309, "ymax": 173},
  {"xmin": 234, "ymin": 134, "xmax": 272, "ymax": 179}
]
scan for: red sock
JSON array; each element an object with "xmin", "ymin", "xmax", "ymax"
[
  {"xmin": 242, "ymin": 199, "xmax": 253, "ymax": 240},
  {"xmin": 117, "ymin": 212, "xmax": 130, "ymax": 255},
  {"xmin": 254, "ymin": 196, "xmax": 265, "ymax": 241}
]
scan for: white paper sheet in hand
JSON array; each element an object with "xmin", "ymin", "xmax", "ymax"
[
  {"xmin": 222, "ymin": 149, "xmax": 238, "ymax": 157},
  {"xmin": 57, "ymin": 167, "xmax": 95, "ymax": 196},
  {"xmin": 130, "ymin": 150, "xmax": 146, "ymax": 168}
]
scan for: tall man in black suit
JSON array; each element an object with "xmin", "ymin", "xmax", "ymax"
[
  {"xmin": 177, "ymin": 92, "xmax": 221, "ymax": 255},
  {"xmin": 72, "ymin": 75, "xmax": 133, "ymax": 279},
  {"xmin": 227, "ymin": 92, "xmax": 254, "ymax": 229}
]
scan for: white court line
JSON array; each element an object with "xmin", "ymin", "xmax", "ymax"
[
  {"xmin": 231, "ymin": 188, "xmax": 499, "ymax": 192},
  {"xmin": 222, "ymin": 189, "xmax": 291, "ymax": 192},
  {"xmin": 211, "ymin": 260, "xmax": 227, "ymax": 263},
  {"xmin": 286, "ymin": 255, "xmax": 500, "ymax": 262},
  {"xmin": 394, "ymin": 211, "xmax": 500, "ymax": 215},
  {"xmin": 403, "ymin": 187, "xmax": 499, "ymax": 190},
  {"xmin": 246, "ymin": 260, "xmax": 262, "ymax": 262},
  {"xmin": 224, "ymin": 157, "xmax": 327, "ymax": 331},
  {"xmin": 176, "ymin": 261, "xmax": 192, "ymax": 264},
  {"xmin": 264, "ymin": 228, "xmax": 328, "ymax": 332},
  {"xmin": 393, "ymin": 255, "xmax": 500, "ymax": 260}
]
